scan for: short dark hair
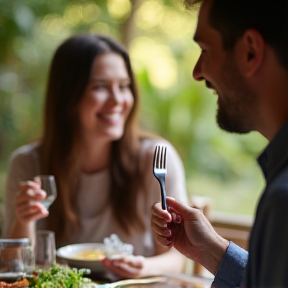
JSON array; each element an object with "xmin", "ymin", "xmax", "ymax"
[
  {"xmin": 183, "ymin": 0, "xmax": 202, "ymax": 9},
  {"xmin": 184, "ymin": 0, "xmax": 288, "ymax": 70}
]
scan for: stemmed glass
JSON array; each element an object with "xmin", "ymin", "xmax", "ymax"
[{"xmin": 34, "ymin": 175, "xmax": 57, "ymax": 209}]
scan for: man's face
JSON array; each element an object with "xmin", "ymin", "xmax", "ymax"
[{"xmin": 193, "ymin": 0, "xmax": 257, "ymax": 134}]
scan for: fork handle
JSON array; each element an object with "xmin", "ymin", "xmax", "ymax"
[{"xmin": 159, "ymin": 179, "xmax": 167, "ymax": 210}]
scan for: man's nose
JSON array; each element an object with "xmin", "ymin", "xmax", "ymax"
[{"xmin": 192, "ymin": 55, "xmax": 204, "ymax": 81}]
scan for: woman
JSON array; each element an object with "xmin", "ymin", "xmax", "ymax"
[{"xmin": 4, "ymin": 34, "xmax": 188, "ymax": 278}]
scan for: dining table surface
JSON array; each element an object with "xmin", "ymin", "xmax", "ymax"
[{"xmin": 91, "ymin": 273, "xmax": 214, "ymax": 288}]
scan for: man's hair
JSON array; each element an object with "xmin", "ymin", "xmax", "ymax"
[
  {"xmin": 183, "ymin": 0, "xmax": 202, "ymax": 9},
  {"xmin": 184, "ymin": 0, "xmax": 288, "ymax": 70}
]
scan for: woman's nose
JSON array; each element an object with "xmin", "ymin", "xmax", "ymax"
[{"xmin": 109, "ymin": 87, "xmax": 123, "ymax": 103}]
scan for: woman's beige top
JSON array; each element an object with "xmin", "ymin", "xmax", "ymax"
[{"xmin": 4, "ymin": 139, "xmax": 187, "ymax": 256}]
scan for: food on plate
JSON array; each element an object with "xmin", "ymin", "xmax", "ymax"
[
  {"xmin": 29, "ymin": 265, "xmax": 92, "ymax": 287},
  {"xmin": 0, "ymin": 265, "xmax": 92, "ymax": 288},
  {"xmin": 0, "ymin": 267, "xmax": 86, "ymax": 287},
  {"xmin": 72, "ymin": 250, "xmax": 106, "ymax": 260},
  {"xmin": 0, "ymin": 278, "xmax": 29, "ymax": 288}
]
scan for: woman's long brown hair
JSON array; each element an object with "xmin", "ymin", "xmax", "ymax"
[{"xmin": 39, "ymin": 34, "xmax": 148, "ymax": 246}]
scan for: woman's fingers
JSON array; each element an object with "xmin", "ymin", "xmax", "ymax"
[
  {"xmin": 17, "ymin": 200, "xmax": 46, "ymax": 213},
  {"xmin": 102, "ymin": 256, "xmax": 144, "ymax": 278},
  {"xmin": 19, "ymin": 180, "xmax": 40, "ymax": 192},
  {"xmin": 117, "ymin": 255, "xmax": 144, "ymax": 268},
  {"xmin": 18, "ymin": 206, "xmax": 49, "ymax": 221},
  {"xmin": 14, "ymin": 182, "xmax": 48, "ymax": 222},
  {"xmin": 17, "ymin": 188, "xmax": 46, "ymax": 199}
]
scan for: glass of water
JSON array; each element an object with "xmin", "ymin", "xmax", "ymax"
[
  {"xmin": 34, "ymin": 175, "xmax": 57, "ymax": 209},
  {"xmin": 35, "ymin": 230, "xmax": 56, "ymax": 269},
  {"xmin": 0, "ymin": 238, "xmax": 34, "ymax": 283}
]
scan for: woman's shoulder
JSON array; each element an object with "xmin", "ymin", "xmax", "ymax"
[
  {"xmin": 10, "ymin": 142, "xmax": 39, "ymax": 163},
  {"xmin": 139, "ymin": 137, "xmax": 179, "ymax": 159},
  {"xmin": 7, "ymin": 142, "xmax": 41, "ymax": 181},
  {"xmin": 138, "ymin": 137, "xmax": 183, "ymax": 174}
]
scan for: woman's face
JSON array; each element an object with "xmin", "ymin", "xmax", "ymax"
[{"xmin": 78, "ymin": 52, "xmax": 134, "ymax": 143}]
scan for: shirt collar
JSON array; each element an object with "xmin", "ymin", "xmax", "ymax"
[{"xmin": 257, "ymin": 121, "xmax": 288, "ymax": 182}]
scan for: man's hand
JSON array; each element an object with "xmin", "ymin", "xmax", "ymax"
[{"xmin": 151, "ymin": 197, "xmax": 229, "ymax": 275}]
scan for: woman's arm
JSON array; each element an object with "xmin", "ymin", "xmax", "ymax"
[
  {"xmin": 9, "ymin": 180, "xmax": 48, "ymax": 244},
  {"xmin": 4, "ymin": 145, "xmax": 47, "ymax": 244},
  {"xmin": 102, "ymin": 247, "xmax": 185, "ymax": 278},
  {"xmin": 142, "ymin": 246, "xmax": 186, "ymax": 274}
]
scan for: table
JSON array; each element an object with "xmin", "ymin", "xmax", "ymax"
[{"xmin": 93, "ymin": 273, "xmax": 213, "ymax": 288}]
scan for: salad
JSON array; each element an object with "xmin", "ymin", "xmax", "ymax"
[{"xmin": 28, "ymin": 265, "xmax": 96, "ymax": 288}]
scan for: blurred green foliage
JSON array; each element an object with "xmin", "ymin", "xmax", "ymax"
[{"xmin": 0, "ymin": 0, "xmax": 268, "ymax": 227}]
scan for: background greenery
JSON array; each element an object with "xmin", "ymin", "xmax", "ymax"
[{"xmin": 0, "ymin": 0, "xmax": 268, "ymax": 234}]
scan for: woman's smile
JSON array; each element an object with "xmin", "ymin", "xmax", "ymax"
[{"xmin": 97, "ymin": 111, "xmax": 123, "ymax": 125}]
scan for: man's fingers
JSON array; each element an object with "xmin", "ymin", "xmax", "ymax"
[
  {"xmin": 154, "ymin": 233, "xmax": 173, "ymax": 247},
  {"xmin": 151, "ymin": 202, "xmax": 172, "ymax": 221},
  {"xmin": 151, "ymin": 213, "xmax": 170, "ymax": 228},
  {"xmin": 151, "ymin": 221, "xmax": 171, "ymax": 237},
  {"xmin": 166, "ymin": 197, "xmax": 197, "ymax": 219}
]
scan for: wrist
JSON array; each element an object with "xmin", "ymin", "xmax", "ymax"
[
  {"xmin": 137, "ymin": 256, "xmax": 148, "ymax": 277},
  {"xmin": 14, "ymin": 218, "xmax": 34, "ymax": 227},
  {"xmin": 202, "ymin": 234, "xmax": 229, "ymax": 275},
  {"xmin": 11, "ymin": 220, "xmax": 35, "ymax": 244}
]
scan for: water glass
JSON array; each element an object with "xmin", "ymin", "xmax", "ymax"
[
  {"xmin": 0, "ymin": 238, "xmax": 34, "ymax": 283},
  {"xmin": 34, "ymin": 175, "xmax": 57, "ymax": 209},
  {"xmin": 35, "ymin": 230, "xmax": 56, "ymax": 269}
]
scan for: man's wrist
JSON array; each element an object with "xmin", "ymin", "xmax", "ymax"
[
  {"xmin": 212, "ymin": 242, "xmax": 248, "ymax": 288},
  {"xmin": 202, "ymin": 235, "xmax": 230, "ymax": 275}
]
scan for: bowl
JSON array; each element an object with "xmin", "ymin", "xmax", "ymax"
[{"xmin": 56, "ymin": 243, "xmax": 108, "ymax": 274}]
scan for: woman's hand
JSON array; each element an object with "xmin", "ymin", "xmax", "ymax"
[
  {"xmin": 151, "ymin": 197, "xmax": 229, "ymax": 275},
  {"xmin": 14, "ymin": 180, "xmax": 49, "ymax": 223},
  {"xmin": 101, "ymin": 255, "xmax": 145, "ymax": 278}
]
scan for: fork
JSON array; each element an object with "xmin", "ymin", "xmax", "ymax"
[{"xmin": 153, "ymin": 145, "xmax": 168, "ymax": 210}]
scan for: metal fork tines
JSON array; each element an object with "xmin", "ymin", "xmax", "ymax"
[{"xmin": 153, "ymin": 145, "xmax": 167, "ymax": 210}]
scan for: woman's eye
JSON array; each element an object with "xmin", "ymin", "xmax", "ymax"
[
  {"xmin": 119, "ymin": 83, "xmax": 130, "ymax": 90},
  {"xmin": 93, "ymin": 84, "xmax": 107, "ymax": 90}
]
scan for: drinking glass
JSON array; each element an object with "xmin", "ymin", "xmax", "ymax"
[
  {"xmin": 0, "ymin": 238, "xmax": 35, "ymax": 283},
  {"xmin": 35, "ymin": 230, "xmax": 56, "ymax": 269},
  {"xmin": 35, "ymin": 175, "xmax": 57, "ymax": 209}
]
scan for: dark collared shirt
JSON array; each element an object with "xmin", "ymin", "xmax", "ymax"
[{"xmin": 213, "ymin": 121, "xmax": 288, "ymax": 288}]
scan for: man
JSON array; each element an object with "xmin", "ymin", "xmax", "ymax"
[{"xmin": 151, "ymin": 0, "xmax": 288, "ymax": 287}]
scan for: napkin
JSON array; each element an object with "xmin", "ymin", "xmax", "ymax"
[{"xmin": 103, "ymin": 234, "xmax": 134, "ymax": 259}]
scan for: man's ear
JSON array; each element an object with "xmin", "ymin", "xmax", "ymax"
[{"xmin": 236, "ymin": 29, "xmax": 265, "ymax": 77}]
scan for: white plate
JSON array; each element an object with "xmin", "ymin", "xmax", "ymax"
[{"xmin": 56, "ymin": 243, "xmax": 108, "ymax": 274}]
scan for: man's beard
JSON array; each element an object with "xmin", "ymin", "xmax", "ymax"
[{"xmin": 215, "ymin": 59, "xmax": 257, "ymax": 134}]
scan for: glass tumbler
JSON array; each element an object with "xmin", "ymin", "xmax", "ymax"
[
  {"xmin": 35, "ymin": 230, "xmax": 56, "ymax": 269},
  {"xmin": 34, "ymin": 175, "xmax": 57, "ymax": 209},
  {"xmin": 0, "ymin": 238, "xmax": 34, "ymax": 283}
]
